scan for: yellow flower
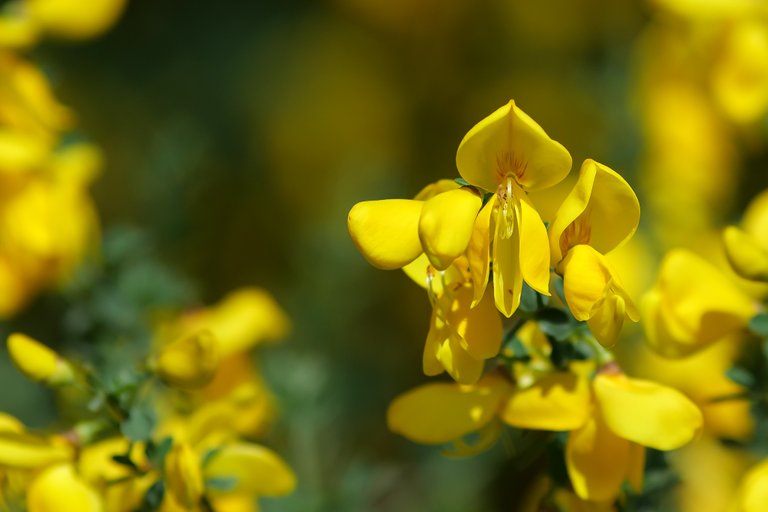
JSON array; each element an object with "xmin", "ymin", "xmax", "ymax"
[
  {"xmin": 388, "ymin": 367, "xmax": 701, "ymax": 502},
  {"xmin": 26, "ymin": 464, "xmax": 102, "ymax": 512},
  {"xmin": 154, "ymin": 330, "xmax": 221, "ymax": 389},
  {"xmin": 159, "ymin": 287, "xmax": 290, "ymax": 360},
  {"xmin": 456, "ymin": 100, "xmax": 572, "ymax": 316},
  {"xmin": 548, "ymin": 159, "xmax": 640, "ymax": 347},
  {"xmin": 642, "ymin": 249, "xmax": 757, "ymax": 358},
  {"xmin": 350, "ymin": 181, "xmax": 502, "ymax": 384},
  {"xmin": 711, "ymin": 20, "xmax": 768, "ymax": 124},
  {"xmin": 204, "ymin": 443, "xmax": 296, "ymax": 498},
  {"xmin": 0, "ymin": 0, "xmax": 127, "ymax": 48},
  {"xmin": 0, "ymin": 413, "xmax": 72, "ymax": 469},
  {"xmin": 560, "ymin": 245, "xmax": 639, "ymax": 347},
  {"xmin": 723, "ymin": 189, "xmax": 768, "ymax": 282},
  {"xmin": 7, "ymin": 332, "xmax": 74, "ymax": 385}
]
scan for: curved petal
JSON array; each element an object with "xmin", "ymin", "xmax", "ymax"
[
  {"xmin": 561, "ymin": 245, "xmax": 610, "ymax": 321},
  {"xmin": 566, "ymin": 413, "xmax": 629, "ymax": 502},
  {"xmin": 723, "ymin": 226, "xmax": 768, "ymax": 281},
  {"xmin": 468, "ymin": 197, "xmax": 495, "ymax": 306},
  {"xmin": 581, "ymin": 160, "xmax": 640, "ymax": 255},
  {"xmin": 0, "ymin": 432, "xmax": 73, "ymax": 468},
  {"xmin": 27, "ymin": 464, "xmax": 102, "ymax": 512},
  {"xmin": 387, "ymin": 376, "xmax": 510, "ymax": 444},
  {"xmin": 549, "ymin": 161, "xmax": 596, "ymax": 265},
  {"xmin": 456, "ymin": 100, "xmax": 572, "ymax": 192},
  {"xmin": 436, "ymin": 334, "xmax": 485, "ymax": 385},
  {"xmin": 499, "ymin": 372, "xmax": 591, "ymax": 431},
  {"xmin": 204, "ymin": 443, "xmax": 296, "ymax": 497},
  {"xmin": 549, "ymin": 159, "xmax": 639, "ymax": 265},
  {"xmin": 455, "ymin": 285, "xmax": 503, "ymax": 361},
  {"xmin": 743, "ymin": 189, "xmax": 768, "ymax": 250},
  {"xmin": 493, "ymin": 216, "xmax": 523, "ymax": 318},
  {"xmin": 419, "ymin": 188, "xmax": 482, "ymax": 270},
  {"xmin": 348, "ymin": 199, "xmax": 423, "ymax": 270},
  {"xmin": 402, "ymin": 253, "xmax": 431, "ymax": 290},
  {"xmin": 587, "ymin": 294, "xmax": 626, "ymax": 348},
  {"xmin": 593, "ymin": 373, "xmax": 702, "ymax": 451},
  {"xmin": 737, "ymin": 459, "xmax": 768, "ymax": 512},
  {"xmin": 517, "ymin": 188, "xmax": 551, "ymax": 295}
]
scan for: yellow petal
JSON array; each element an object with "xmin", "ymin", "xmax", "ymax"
[
  {"xmin": 743, "ymin": 189, "xmax": 768, "ymax": 250},
  {"xmin": 348, "ymin": 199, "xmax": 423, "ymax": 270},
  {"xmin": 155, "ymin": 330, "xmax": 220, "ymax": 389},
  {"xmin": 454, "ymin": 285, "xmax": 502, "ymax": 361},
  {"xmin": 423, "ymin": 311, "xmax": 447, "ymax": 377},
  {"xmin": 435, "ymin": 333, "xmax": 485, "ymax": 385},
  {"xmin": 204, "ymin": 443, "xmax": 295, "ymax": 497},
  {"xmin": 27, "ymin": 464, "xmax": 102, "ymax": 512},
  {"xmin": 0, "ymin": 431, "xmax": 73, "ymax": 468},
  {"xmin": 493, "ymin": 217, "xmax": 523, "ymax": 317},
  {"xmin": 387, "ymin": 376, "xmax": 510, "ymax": 444},
  {"xmin": 419, "ymin": 188, "xmax": 481, "ymax": 270},
  {"xmin": 402, "ymin": 253, "xmax": 431, "ymax": 289},
  {"xmin": 587, "ymin": 294, "xmax": 626, "ymax": 348},
  {"xmin": 566, "ymin": 412, "xmax": 630, "ymax": 502},
  {"xmin": 627, "ymin": 442, "xmax": 645, "ymax": 494},
  {"xmin": 593, "ymin": 373, "xmax": 702, "ymax": 451},
  {"xmin": 467, "ymin": 197, "xmax": 495, "ymax": 306},
  {"xmin": 165, "ymin": 443, "xmax": 204, "ymax": 508},
  {"xmin": 517, "ymin": 187, "xmax": 551, "ymax": 295},
  {"xmin": 456, "ymin": 100, "xmax": 572, "ymax": 192},
  {"xmin": 712, "ymin": 20, "xmax": 768, "ymax": 124},
  {"xmin": 737, "ymin": 459, "xmax": 768, "ymax": 512},
  {"xmin": 723, "ymin": 226, "xmax": 768, "ymax": 282},
  {"xmin": 499, "ymin": 372, "xmax": 591, "ymax": 431},
  {"xmin": 561, "ymin": 245, "xmax": 611, "ymax": 321},
  {"xmin": 27, "ymin": 0, "xmax": 128, "ymax": 40},
  {"xmin": 549, "ymin": 159, "xmax": 639, "ymax": 264}
]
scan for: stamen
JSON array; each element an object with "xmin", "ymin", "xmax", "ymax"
[{"xmin": 497, "ymin": 177, "xmax": 516, "ymax": 239}]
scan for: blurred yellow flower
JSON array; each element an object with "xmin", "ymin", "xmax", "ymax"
[
  {"xmin": 154, "ymin": 330, "xmax": 221, "ymax": 389},
  {"xmin": 26, "ymin": 463, "xmax": 102, "ymax": 512},
  {"xmin": 456, "ymin": 100, "xmax": 572, "ymax": 316},
  {"xmin": 388, "ymin": 367, "xmax": 701, "ymax": 502},
  {"xmin": 7, "ymin": 332, "xmax": 74, "ymax": 385},
  {"xmin": 642, "ymin": 249, "xmax": 757, "ymax": 357},
  {"xmin": 0, "ymin": 0, "xmax": 127, "ymax": 48},
  {"xmin": 724, "ymin": 189, "xmax": 768, "ymax": 282}
]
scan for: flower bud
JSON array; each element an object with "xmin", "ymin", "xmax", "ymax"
[
  {"xmin": 154, "ymin": 330, "xmax": 220, "ymax": 389},
  {"xmin": 7, "ymin": 333, "xmax": 74, "ymax": 385}
]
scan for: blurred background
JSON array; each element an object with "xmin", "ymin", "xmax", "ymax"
[{"xmin": 2, "ymin": 0, "xmax": 768, "ymax": 510}]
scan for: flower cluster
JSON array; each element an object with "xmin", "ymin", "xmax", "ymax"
[
  {"xmin": 348, "ymin": 101, "xmax": 704, "ymax": 507},
  {"xmin": 0, "ymin": 288, "xmax": 295, "ymax": 512}
]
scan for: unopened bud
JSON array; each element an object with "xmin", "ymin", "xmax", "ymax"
[{"xmin": 7, "ymin": 333, "xmax": 74, "ymax": 386}]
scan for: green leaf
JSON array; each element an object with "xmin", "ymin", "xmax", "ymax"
[
  {"xmin": 201, "ymin": 446, "xmax": 224, "ymax": 468},
  {"xmin": 749, "ymin": 312, "xmax": 768, "ymax": 337},
  {"xmin": 519, "ymin": 283, "xmax": 539, "ymax": 313},
  {"xmin": 145, "ymin": 436, "xmax": 173, "ymax": 469},
  {"xmin": 121, "ymin": 407, "xmax": 156, "ymax": 442},
  {"xmin": 205, "ymin": 476, "xmax": 238, "ymax": 492},
  {"xmin": 111, "ymin": 454, "xmax": 139, "ymax": 471},
  {"xmin": 142, "ymin": 480, "xmax": 165, "ymax": 510},
  {"xmin": 535, "ymin": 308, "xmax": 573, "ymax": 341},
  {"xmin": 454, "ymin": 177, "xmax": 471, "ymax": 187},
  {"xmin": 726, "ymin": 367, "xmax": 756, "ymax": 389}
]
